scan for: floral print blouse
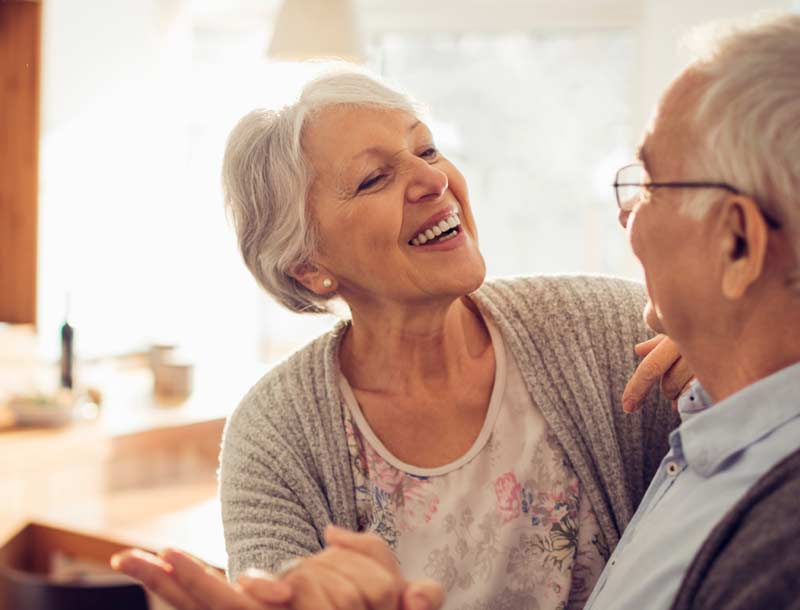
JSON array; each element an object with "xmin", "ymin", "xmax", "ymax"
[{"xmin": 339, "ymin": 312, "xmax": 608, "ymax": 610}]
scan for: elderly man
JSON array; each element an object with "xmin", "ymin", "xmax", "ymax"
[{"xmin": 583, "ymin": 12, "xmax": 800, "ymax": 610}]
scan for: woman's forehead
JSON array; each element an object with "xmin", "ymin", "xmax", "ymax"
[{"xmin": 304, "ymin": 105, "xmax": 427, "ymax": 171}]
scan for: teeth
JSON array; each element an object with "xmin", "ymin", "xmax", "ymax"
[{"xmin": 410, "ymin": 212, "xmax": 461, "ymax": 246}]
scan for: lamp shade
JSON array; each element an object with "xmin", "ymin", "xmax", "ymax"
[{"xmin": 268, "ymin": 0, "xmax": 365, "ymax": 62}]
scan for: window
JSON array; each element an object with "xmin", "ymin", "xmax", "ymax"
[
  {"xmin": 38, "ymin": 4, "xmax": 640, "ymax": 364},
  {"xmin": 373, "ymin": 30, "xmax": 640, "ymax": 281}
]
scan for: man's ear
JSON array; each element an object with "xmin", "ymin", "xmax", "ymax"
[
  {"xmin": 288, "ymin": 262, "xmax": 337, "ymax": 295},
  {"xmin": 718, "ymin": 196, "xmax": 768, "ymax": 300}
]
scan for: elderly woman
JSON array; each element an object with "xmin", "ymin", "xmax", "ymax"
[{"xmin": 114, "ymin": 69, "xmax": 685, "ymax": 610}]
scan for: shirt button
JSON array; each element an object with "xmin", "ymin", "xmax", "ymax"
[{"xmin": 666, "ymin": 461, "xmax": 681, "ymax": 477}]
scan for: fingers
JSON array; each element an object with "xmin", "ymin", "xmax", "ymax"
[
  {"xmin": 310, "ymin": 548, "xmax": 403, "ymax": 610},
  {"xmin": 284, "ymin": 562, "xmax": 368, "ymax": 610},
  {"xmin": 660, "ymin": 356, "xmax": 694, "ymax": 401},
  {"xmin": 111, "ymin": 549, "xmax": 203, "ymax": 610},
  {"xmin": 402, "ymin": 579, "xmax": 446, "ymax": 610},
  {"xmin": 160, "ymin": 548, "xmax": 266, "ymax": 610},
  {"xmin": 236, "ymin": 569, "xmax": 293, "ymax": 605},
  {"xmin": 623, "ymin": 335, "xmax": 681, "ymax": 412},
  {"xmin": 325, "ymin": 525, "xmax": 402, "ymax": 579},
  {"xmin": 633, "ymin": 334, "xmax": 666, "ymax": 358}
]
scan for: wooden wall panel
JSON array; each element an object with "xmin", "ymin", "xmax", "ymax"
[{"xmin": 0, "ymin": 1, "xmax": 40, "ymax": 324}]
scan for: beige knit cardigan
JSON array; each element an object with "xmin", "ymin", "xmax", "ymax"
[{"xmin": 219, "ymin": 275, "xmax": 680, "ymax": 578}]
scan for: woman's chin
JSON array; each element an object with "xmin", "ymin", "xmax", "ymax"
[
  {"xmin": 456, "ymin": 253, "xmax": 487, "ymax": 294},
  {"xmin": 427, "ymin": 261, "xmax": 486, "ymax": 300}
]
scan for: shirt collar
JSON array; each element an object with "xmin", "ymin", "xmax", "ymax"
[{"xmin": 677, "ymin": 362, "xmax": 800, "ymax": 477}]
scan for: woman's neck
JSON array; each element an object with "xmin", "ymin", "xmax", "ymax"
[{"xmin": 339, "ymin": 295, "xmax": 491, "ymax": 394}]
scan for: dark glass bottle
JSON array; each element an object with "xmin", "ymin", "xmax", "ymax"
[{"xmin": 60, "ymin": 299, "xmax": 74, "ymax": 389}]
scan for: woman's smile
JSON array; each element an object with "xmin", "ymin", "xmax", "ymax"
[{"xmin": 408, "ymin": 208, "xmax": 462, "ymax": 247}]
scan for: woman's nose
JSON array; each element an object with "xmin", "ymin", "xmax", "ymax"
[{"xmin": 406, "ymin": 158, "xmax": 448, "ymax": 205}]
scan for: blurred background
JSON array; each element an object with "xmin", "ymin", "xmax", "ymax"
[
  {"xmin": 3, "ymin": 0, "xmax": 795, "ymax": 366},
  {"xmin": 1, "ymin": 0, "xmax": 798, "ymax": 595}
]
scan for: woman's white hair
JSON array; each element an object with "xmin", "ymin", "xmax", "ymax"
[
  {"xmin": 682, "ymin": 14, "xmax": 800, "ymax": 288},
  {"xmin": 222, "ymin": 68, "xmax": 420, "ymax": 313}
]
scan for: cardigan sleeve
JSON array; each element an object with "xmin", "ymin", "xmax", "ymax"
[
  {"xmin": 219, "ymin": 387, "xmax": 325, "ymax": 579},
  {"xmin": 219, "ymin": 329, "xmax": 359, "ymax": 581},
  {"xmin": 558, "ymin": 275, "xmax": 680, "ymax": 537},
  {"xmin": 473, "ymin": 276, "xmax": 680, "ymax": 547}
]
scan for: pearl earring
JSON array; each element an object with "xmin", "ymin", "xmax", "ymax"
[{"xmin": 322, "ymin": 278, "xmax": 332, "ymax": 288}]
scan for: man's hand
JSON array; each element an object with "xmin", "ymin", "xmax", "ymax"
[{"xmin": 623, "ymin": 334, "xmax": 694, "ymax": 412}]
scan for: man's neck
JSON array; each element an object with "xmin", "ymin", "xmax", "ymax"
[{"xmin": 684, "ymin": 311, "xmax": 800, "ymax": 403}]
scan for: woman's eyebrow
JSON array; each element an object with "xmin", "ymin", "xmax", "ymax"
[
  {"xmin": 346, "ymin": 123, "xmax": 423, "ymax": 163},
  {"xmin": 348, "ymin": 147, "xmax": 382, "ymax": 163},
  {"xmin": 339, "ymin": 121, "xmax": 428, "ymax": 185}
]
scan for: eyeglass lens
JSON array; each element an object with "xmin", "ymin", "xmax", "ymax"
[{"xmin": 615, "ymin": 164, "xmax": 648, "ymax": 211}]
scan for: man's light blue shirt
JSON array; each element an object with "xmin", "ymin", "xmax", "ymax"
[{"xmin": 584, "ymin": 362, "xmax": 800, "ymax": 610}]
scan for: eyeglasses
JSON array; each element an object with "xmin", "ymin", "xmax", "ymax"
[{"xmin": 613, "ymin": 163, "xmax": 782, "ymax": 230}]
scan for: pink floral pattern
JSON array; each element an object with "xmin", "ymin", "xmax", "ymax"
[
  {"xmin": 363, "ymin": 441, "xmax": 440, "ymax": 531},
  {"xmin": 494, "ymin": 471, "xmax": 522, "ymax": 523},
  {"xmin": 339, "ymin": 315, "xmax": 607, "ymax": 610}
]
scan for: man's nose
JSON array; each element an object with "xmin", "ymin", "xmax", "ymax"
[{"xmin": 618, "ymin": 207, "xmax": 631, "ymax": 229}]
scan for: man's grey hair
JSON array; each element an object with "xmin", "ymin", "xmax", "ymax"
[
  {"xmin": 222, "ymin": 68, "xmax": 420, "ymax": 313},
  {"xmin": 682, "ymin": 14, "xmax": 800, "ymax": 288}
]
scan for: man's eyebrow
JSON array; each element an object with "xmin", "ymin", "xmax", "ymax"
[{"xmin": 636, "ymin": 145, "xmax": 650, "ymax": 170}]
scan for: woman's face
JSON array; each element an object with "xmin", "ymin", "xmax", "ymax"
[{"xmin": 302, "ymin": 105, "xmax": 486, "ymax": 309}]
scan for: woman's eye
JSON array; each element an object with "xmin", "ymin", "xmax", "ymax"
[
  {"xmin": 420, "ymin": 147, "xmax": 438, "ymax": 160},
  {"xmin": 357, "ymin": 174, "xmax": 385, "ymax": 192}
]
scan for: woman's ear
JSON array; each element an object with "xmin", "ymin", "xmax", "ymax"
[
  {"xmin": 288, "ymin": 262, "xmax": 337, "ymax": 295},
  {"xmin": 718, "ymin": 196, "xmax": 768, "ymax": 300}
]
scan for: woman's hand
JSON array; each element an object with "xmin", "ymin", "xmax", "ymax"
[
  {"xmin": 111, "ymin": 547, "xmax": 292, "ymax": 610},
  {"xmin": 623, "ymin": 334, "xmax": 694, "ymax": 413},
  {"xmin": 238, "ymin": 526, "xmax": 444, "ymax": 610},
  {"xmin": 111, "ymin": 527, "xmax": 445, "ymax": 610}
]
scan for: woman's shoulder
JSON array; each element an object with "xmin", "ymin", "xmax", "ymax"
[
  {"xmin": 473, "ymin": 274, "xmax": 652, "ymax": 354},
  {"xmin": 224, "ymin": 321, "xmax": 347, "ymax": 442},
  {"xmin": 479, "ymin": 274, "xmax": 646, "ymax": 308}
]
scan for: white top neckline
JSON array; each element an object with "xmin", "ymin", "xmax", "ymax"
[{"xmin": 338, "ymin": 308, "xmax": 508, "ymax": 478}]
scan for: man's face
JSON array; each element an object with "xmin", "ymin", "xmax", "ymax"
[{"xmin": 619, "ymin": 70, "xmax": 720, "ymax": 342}]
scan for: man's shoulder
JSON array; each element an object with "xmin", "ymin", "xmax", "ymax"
[{"xmin": 674, "ymin": 448, "xmax": 800, "ymax": 610}]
